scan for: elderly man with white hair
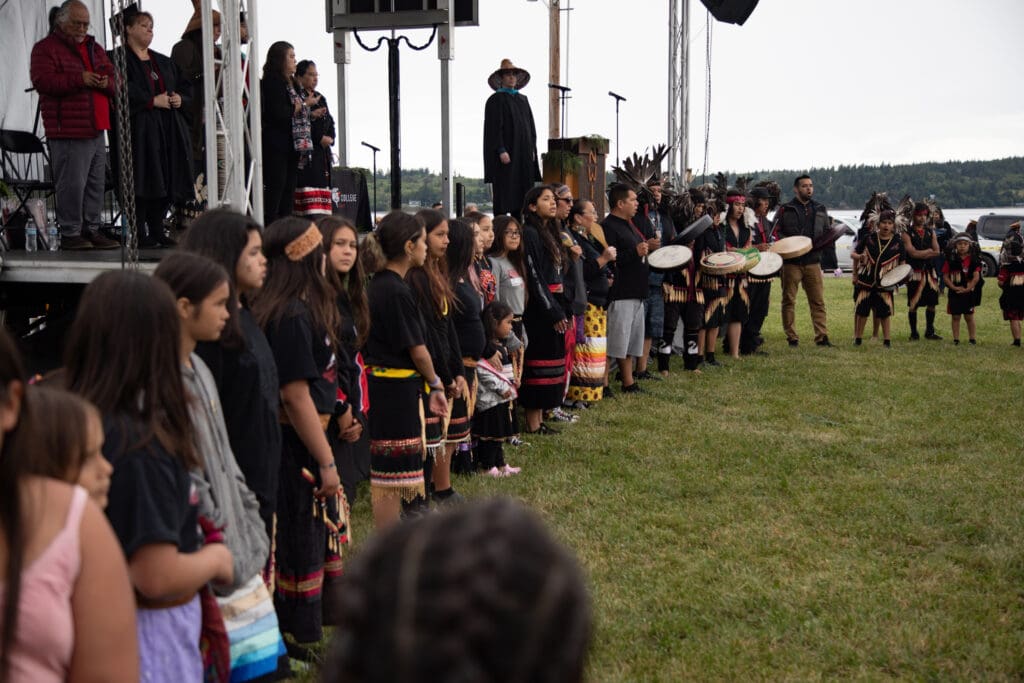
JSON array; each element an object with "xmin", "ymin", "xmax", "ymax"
[{"xmin": 30, "ymin": 0, "xmax": 119, "ymax": 250}]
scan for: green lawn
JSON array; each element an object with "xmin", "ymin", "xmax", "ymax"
[{"xmin": 336, "ymin": 276, "xmax": 1024, "ymax": 681}]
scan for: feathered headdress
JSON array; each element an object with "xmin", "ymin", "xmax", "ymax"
[
  {"xmin": 860, "ymin": 192, "xmax": 894, "ymax": 228},
  {"xmin": 894, "ymin": 195, "xmax": 915, "ymax": 233},
  {"xmin": 610, "ymin": 145, "xmax": 671, "ymax": 205}
]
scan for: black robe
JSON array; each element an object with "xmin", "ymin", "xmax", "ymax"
[
  {"xmin": 483, "ymin": 90, "xmax": 541, "ymax": 216},
  {"xmin": 109, "ymin": 47, "xmax": 194, "ymax": 203}
]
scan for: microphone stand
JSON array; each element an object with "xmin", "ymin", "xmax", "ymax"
[
  {"xmin": 361, "ymin": 141, "xmax": 380, "ymax": 225},
  {"xmin": 608, "ymin": 91, "xmax": 626, "ymax": 166}
]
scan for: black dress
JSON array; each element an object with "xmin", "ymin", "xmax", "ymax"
[
  {"xmin": 364, "ymin": 270, "xmax": 430, "ymax": 503},
  {"xmin": 332, "ymin": 293, "xmax": 371, "ymax": 507},
  {"xmin": 520, "ymin": 220, "xmax": 567, "ymax": 410},
  {"xmin": 109, "ymin": 47, "xmax": 194, "ymax": 239},
  {"xmin": 261, "ymin": 75, "xmax": 299, "ymax": 224},
  {"xmin": 263, "ymin": 301, "xmax": 340, "ymax": 644}
]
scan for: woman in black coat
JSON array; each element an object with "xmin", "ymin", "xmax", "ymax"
[
  {"xmin": 261, "ymin": 41, "xmax": 317, "ymax": 225},
  {"xmin": 113, "ymin": 10, "xmax": 194, "ymax": 247},
  {"xmin": 295, "ymin": 60, "xmax": 335, "ymax": 190}
]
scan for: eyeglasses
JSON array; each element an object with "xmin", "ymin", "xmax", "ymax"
[
  {"xmin": 507, "ymin": 230, "xmax": 522, "ymax": 236},
  {"xmin": 557, "ymin": 197, "xmax": 574, "ymax": 204}
]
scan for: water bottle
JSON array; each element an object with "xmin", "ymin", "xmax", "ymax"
[
  {"xmin": 47, "ymin": 222, "xmax": 59, "ymax": 252},
  {"xmin": 24, "ymin": 218, "xmax": 38, "ymax": 252}
]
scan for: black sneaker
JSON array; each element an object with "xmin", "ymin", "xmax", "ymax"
[
  {"xmin": 634, "ymin": 370, "xmax": 662, "ymax": 381},
  {"xmin": 621, "ymin": 383, "xmax": 643, "ymax": 394},
  {"xmin": 524, "ymin": 423, "xmax": 560, "ymax": 435},
  {"xmin": 883, "ymin": 339, "xmax": 892, "ymax": 348},
  {"xmin": 788, "ymin": 339, "xmax": 799, "ymax": 347},
  {"xmin": 909, "ymin": 332, "xmax": 920, "ymax": 341},
  {"xmin": 925, "ymin": 331, "xmax": 943, "ymax": 340},
  {"xmin": 602, "ymin": 385, "xmax": 615, "ymax": 398},
  {"xmin": 815, "ymin": 337, "xmax": 833, "ymax": 347},
  {"xmin": 969, "ymin": 339, "xmax": 977, "ymax": 345},
  {"xmin": 434, "ymin": 488, "xmax": 465, "ymax": 507},
  {"xmin": 61, "ymin": 235, "xmax": 94, "ymax": 251},
  {"xmin": 854, "ymin": 338, "xmax": 862, "ymax": 346}
]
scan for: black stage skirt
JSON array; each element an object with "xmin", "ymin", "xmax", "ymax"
[
  {"xmin": 907, "ymin": 269, "xmax": 940, "ymax": 309},
  {"xmin": 367, "ymin": 373, "xmax": 426, "ymax": 504},
  {"xmin": 274, "ymin": 425, "xmax": 348, "ymax": 644},
  {"xmin": 521, "ymin": 310, "xmax": 566, "ymax": 409},
  {"xmin": 473, "ymin": 401, "xmax": 516, "ymax": 441},
  {"xmin": 725, "ymin": 275, "xmax": 749, "ymax": 324},
  {"xmin": 446, "ymin": 364, "xmax": 477, "ymax": 445}
]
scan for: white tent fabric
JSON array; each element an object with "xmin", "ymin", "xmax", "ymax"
[{"xmin": 0, "ymin": 0, "xmax": 106, "ymax": 135}]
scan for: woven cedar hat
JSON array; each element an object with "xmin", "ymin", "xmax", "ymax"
[
  {"xmin": 488, "ymin": 59, "xmax": 531, "ymax": 91},
  {"xmin": 182, "ymin": 0, "xmax": 221, "ymax": 37}
]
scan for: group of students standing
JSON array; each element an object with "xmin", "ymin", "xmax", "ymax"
[{"xmin": 850, "ymin": 206, "xmax": 1024, "ymax": 347}]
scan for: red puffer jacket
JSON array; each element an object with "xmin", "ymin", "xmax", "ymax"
[{"xmin": 30, "ymin": 31, "xmax": 116, "ymax": 140}]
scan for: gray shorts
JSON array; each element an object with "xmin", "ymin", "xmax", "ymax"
[{"xmin": 606, "ymin": 298, "xmax": 645, "ymax": 359}]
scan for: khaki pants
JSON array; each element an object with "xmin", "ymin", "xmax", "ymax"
[{"xmin": 781, "ymin": 263, "xmax": 828, "ymax": 343}]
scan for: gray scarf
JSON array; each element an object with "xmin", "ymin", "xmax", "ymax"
[{"xmin": 184, "ymin": 354, "xmax": 270, "ymax": 594}]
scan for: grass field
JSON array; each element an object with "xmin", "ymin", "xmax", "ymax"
[{"xmin": 329, "ymin": 276, "xmax": 1024, "ymax": 681}]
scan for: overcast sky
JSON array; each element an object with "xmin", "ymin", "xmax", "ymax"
[{"xmin": 124, "ymin": 0, "xmax": 1024, "ymax": 178}]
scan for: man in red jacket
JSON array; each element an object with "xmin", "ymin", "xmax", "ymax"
[{"xmin": 30, "ymin": 0, "xmax": 119, "ymax": 250}]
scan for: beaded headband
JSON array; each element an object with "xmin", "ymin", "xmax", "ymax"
[{"xmin": 285, "ymin": 224, "xmax": 322, "ymax": 261}]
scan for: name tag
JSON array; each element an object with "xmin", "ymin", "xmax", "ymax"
[{"xmin": 509, "ymin": 276, "xmax": 523, "ymax": 288}]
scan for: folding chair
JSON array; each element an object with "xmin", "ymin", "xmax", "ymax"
[{"xmin": 1, "ymin": 129, "xmax": 55, "ymax": 249}]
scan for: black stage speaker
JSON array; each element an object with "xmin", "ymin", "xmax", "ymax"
[{"xmin": 699, "ymin": 0, "xmax": 759, "ymax": 25}]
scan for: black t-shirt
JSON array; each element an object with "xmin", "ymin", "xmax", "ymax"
[
  {"xmin": 452, "ymin": 278, "xmax": 486, "ymax": 360},
  {"xmin": 103, "ymin": 415, "xmax": 200, "ymax": 559},
  {"xmin": 264, "ymin": 300, "xmax": 338, "ymax": 415},
  {"xmin": 364, "ymin": 269, "xmax": 426, "ymax": 369},
  {"xmin": 194, "ymin": 307, "xmax": 282, "ymax": 510},
  {"xmin": 601, "ymin": 214, "xmax": 650, "ymax": 301}
]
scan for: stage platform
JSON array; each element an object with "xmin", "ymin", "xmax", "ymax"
[{"xmin": 0, "ymin": 248, "xmax": 163, "ymax": 284}]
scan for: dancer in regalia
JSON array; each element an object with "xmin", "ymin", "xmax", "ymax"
[
  {"xmin": 997, "ymin": 220, "xmax": 1024, "ymax": 347},
  {"xmin": 853, "ymin": 210, "xmax": 904, "ymax": 347}
]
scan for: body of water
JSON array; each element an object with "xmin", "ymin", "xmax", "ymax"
[{"xmin": 829, "ymin": 206, "xmax": 1023, "ymax": 229}]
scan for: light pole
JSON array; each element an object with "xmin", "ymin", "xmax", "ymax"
[
  {"xmin": 609, "ymin": 91, "xmax": 626, "ymax": 166},
  {"xmin": 361, "ymin": 141, "xmax": 380, "ymax": 222}
]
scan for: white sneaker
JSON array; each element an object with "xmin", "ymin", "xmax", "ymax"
[
  {"xmin": 501, "ymin": 465, "xmax": 521, "ymax": 475},
  {"xmin": 485, "ymin": 467, "xmax": 504, "ymax": 478}
]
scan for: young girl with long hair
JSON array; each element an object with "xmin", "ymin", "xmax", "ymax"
[
  {"xmin": 318, "ymin": 215, "xmax": 372, "ymax": 506},
  {"xmin": 0, "ymin": 331, "xmax": 137, "ymax": 683},
  {"xmin": 252, "ymin": 216, "xmax": 344, "ymax": 647},
  {"xmin": 519, "ymin": 185, "xmax": 570, "ymax": 433},
  {"xmin": 473, "ymin": 301, "xmax": 522, "ymax": 477},
  {"xmin": 723, "ymin": 190, "xmax": 753, "ymax": 359},
  {"xmin": 155, "ymin": 252, "xmax": 289, "ymax": 681},
  {"xmin": 11, "ymin": 386, "xmax": 112, "ymax": 508},
  {"xmin": 446, "ymin": 218, "xmax": 487, "ymax": 477},
  {"xmin": 467, "ymin": 211, "xmax": 497, "ymax": 305},
  {"xmin": 408, "ymin": 209, "xmax": 464, "ymax": 509},
  {"xmin": 488, "ymin": 215, "xmax": 528, "ymax": 404},
  {"xmin": 364, "ymin": 211, "xmax": 448, "ymax": 529},
  {"xmin": 180, "ymin": 208, "xmax": 281, "ymax": 542},
  {"xmin": 64, "ymin": 271, "xmax": 234, "ymax": 681}
]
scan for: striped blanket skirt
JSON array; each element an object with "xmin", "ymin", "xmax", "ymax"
[{"xmin": 216, "ymin": 575, "xmax": 289, "ymax": 682}]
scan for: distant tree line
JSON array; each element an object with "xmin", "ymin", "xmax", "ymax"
[
  {"xmin": 343, "ymin": 157, "xmax": 1024, "ymax": 212},
  {"xmin": 688, "ymin": 157, "xmax": 1024, "ymax": 209}
]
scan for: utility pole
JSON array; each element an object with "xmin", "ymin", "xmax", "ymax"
[{"xmin": 548, "ymin": 0, "xmax": 560, "ymax": 139}]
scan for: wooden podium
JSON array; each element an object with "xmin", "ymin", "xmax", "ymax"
[{"xmin": 541, "ymin": 136, "xmax": 610, "ymax": 217}]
